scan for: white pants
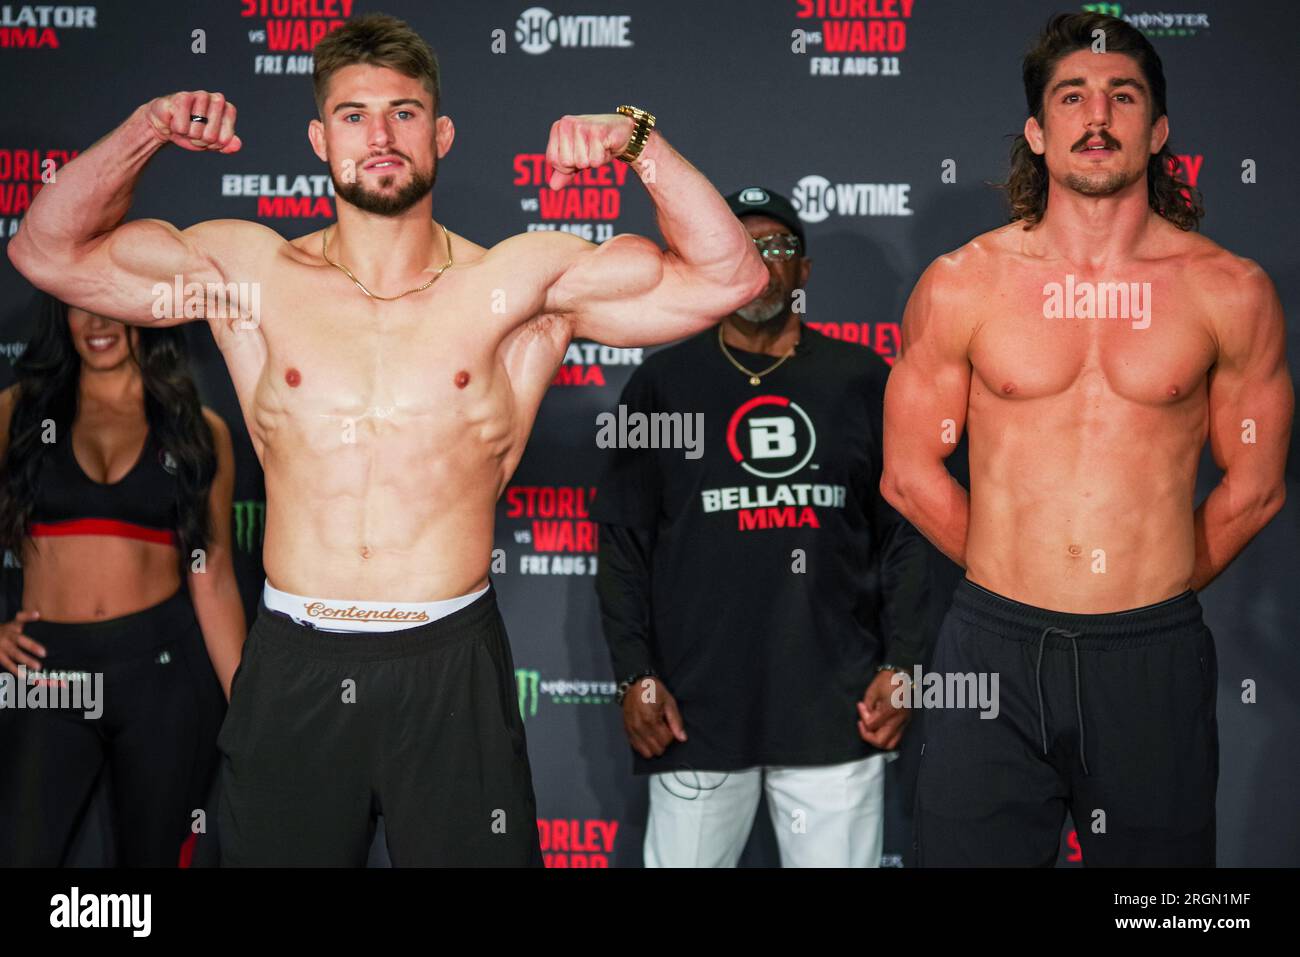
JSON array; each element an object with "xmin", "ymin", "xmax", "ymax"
[{"xmin": 644, "ymin": 753, "xmax": 889, "ymax": 867}]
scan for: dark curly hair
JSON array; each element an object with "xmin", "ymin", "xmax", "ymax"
[
  {"xmin": 1000, "ymin": 12, "xmax": 1204, "ymax": 231},
  {"xmin": 0, "ymin": 293, "xmax": 216, "ymax": 564}
]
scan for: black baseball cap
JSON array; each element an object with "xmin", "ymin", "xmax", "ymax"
[{"xmin": 725, "ymin": 186, "xmax": 806, "ymax": 251}]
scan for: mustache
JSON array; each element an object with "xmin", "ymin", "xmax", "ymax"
[{"xmin": 1072, "ymin": 129, "xmax": 1121, "ymax": 152}]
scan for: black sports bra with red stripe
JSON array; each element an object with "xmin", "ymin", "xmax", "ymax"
[{"xmin": 28, "ymin": 427, "xmax": 181, "ymax": 547}]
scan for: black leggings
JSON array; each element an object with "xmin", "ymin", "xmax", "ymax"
[{"xmin": 0, "ymin": 589, "xmax": 224, "ymax": 867}]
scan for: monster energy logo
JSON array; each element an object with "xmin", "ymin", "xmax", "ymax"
[
  {"xmin": 515, "ymin": 669, "xmax": 539, "ymax": 719},
  {"xmin": 233, "ymin": 500, "xmax": 266, "ymax": 554},
  {"xmin": 1080, "ymin": 3, "xmax": 1209, "ymax": 36}
]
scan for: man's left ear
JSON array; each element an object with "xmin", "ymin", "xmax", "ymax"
[
  {"xmin": 435, "ymin": 114, "xmax": 455, "ymax": 158},
  {"xmin": 1150, "ymin": 114, "xmax": 1170, "ymax": 155},
  {"xmin": 799, "ymin": 257, "xmax": 812, "ymax": 286},
  {"xmin": 308, "ymin": 117, "xmax": 326, "ymax": 162},
  {"xmin": 1024, "ymin": 115, "xmax": 1046, "ymax": 156}
]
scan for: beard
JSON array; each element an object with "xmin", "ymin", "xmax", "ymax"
[
  {"xmin": 333, "ymin": 156, "xmax": 437, "ymax": 216},
  {"xmin": 1060, "ymin": 126, "xmax": 1144, "ymax": 198},
  {"xmin": 1064, "ymin": 168, "xmax": 1139, "ymax": 197},
  {"xmin": 735, "ymin": 285, "xmax": 789, "ymax": 325}
]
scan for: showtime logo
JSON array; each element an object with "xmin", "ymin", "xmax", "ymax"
[
  {"xmin": 792, "ymin": 174, "xmax": 912, "ymax": 222},
  {"xmin": 514, "ymin": 7, "xmax": 632, "ymax": 55}
]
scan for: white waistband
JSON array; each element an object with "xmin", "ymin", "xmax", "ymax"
[{"xmin": 261, "ymin": 580, "xmax": 490, "ymax": 633}]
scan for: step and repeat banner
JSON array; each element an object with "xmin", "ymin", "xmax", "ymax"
[{"xmin": 1, "ymin": 0, "xmax": 1296, "ymax": 866}]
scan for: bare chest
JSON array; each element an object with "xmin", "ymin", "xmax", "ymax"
[
  {"xmin": 244, "ymin": 277, "xmax": 516, "ymax": 449},
  {"xmin": 968, "ymin": 266, "xmax": 1217, "ymax": 406}
]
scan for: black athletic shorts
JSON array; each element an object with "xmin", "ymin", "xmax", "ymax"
[
  {"xmin": 217, "ymin": 582, "xmax": 543, "ymax": 867},
  {"xmin": 915, "ymin": 578, "xmax": 1218, "ymax": 867}
]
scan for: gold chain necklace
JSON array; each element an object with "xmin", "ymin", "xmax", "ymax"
[
  {"xmin": 717, "ymin": 324, "xmax": 798, "ymax": 386},
  {"xmin": 321, "ymin": 222, "xmax": 454, "ymax": 301}
]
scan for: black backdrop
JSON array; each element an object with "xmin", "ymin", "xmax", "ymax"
[{"xmin": 1, "ymin": 0, "xmax": 1296, "ymax": 866}]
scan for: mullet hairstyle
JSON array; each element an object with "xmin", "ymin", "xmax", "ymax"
[{"xmin": 1000, "ymin": 12, "xmax": 1204, "ymax": 230}]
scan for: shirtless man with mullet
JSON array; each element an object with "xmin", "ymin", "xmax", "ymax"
[
  {"xmin": 7, "ymin": 14, "xmax": 767, "ymax": 866},
  {"xmin": 882, "ymin": 13, "xmax": 1291, "ymax": 866}
]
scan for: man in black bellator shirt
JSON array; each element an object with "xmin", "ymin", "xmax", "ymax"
[{"xmin": 593, "ymin": 187, "xmax": 931, "ymax": 867}]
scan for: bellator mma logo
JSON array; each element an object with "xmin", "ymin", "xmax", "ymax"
[
  {"xmin": 0, "ymin": 5, "xmax": 97, "ymax": 49},
  {"xmin": 727, "ymin": 395, "xmax": 816, "ymax": 480},
  {"xmin": 706, "ymin": 395, "xmax": 846, "ymax": 531},
  {"xmin": 221, "ymin": 171, "xmax": 336, "ymax": 219},
  {"xmin": 551, "ymin": 341, "xmax": 643, "ymax": 387}
]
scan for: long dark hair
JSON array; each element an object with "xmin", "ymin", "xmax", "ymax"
[
  {"xmin": 1000, "ymin": 12, "xmax": 1204, "ymax": 230},
  {"xmin": 0, "ymin": 293, "xmax": 216, "ymax": 562}
]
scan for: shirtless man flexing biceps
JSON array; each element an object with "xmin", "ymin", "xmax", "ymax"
[
  {"xmin": 882, "ymin": 13, "xmax": 1291, "ymax": 866},
  {"xmin": 7, "ymin": 14, "xmax": 766, "ymax": 866}
]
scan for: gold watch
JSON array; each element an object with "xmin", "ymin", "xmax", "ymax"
[{"xmin": 615, "ymin": 105, "xmax": 656, "ymax": 163}]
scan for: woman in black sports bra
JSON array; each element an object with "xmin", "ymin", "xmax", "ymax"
[{"xmin": 0, "ymin": 292, "xmax": 246, "ymax": 867}]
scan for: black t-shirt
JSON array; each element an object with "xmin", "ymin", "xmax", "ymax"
[{"xmin": 592, "ymin": 325, "xmax": 929, "ymax": 774}]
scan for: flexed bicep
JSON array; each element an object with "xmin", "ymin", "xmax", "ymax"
[{"xmin": 545, "ymin": 231, "xmax": 765, "ymax": 348}]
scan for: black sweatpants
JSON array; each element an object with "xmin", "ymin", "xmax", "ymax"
[
  {"xmin": 915, "ymin": 578, "xmax": 1218, "ymax": 867},
  {"xmin": 0, "ymin": 589, "xmax": 224, "ymax": 867},
  {"xmin": 217, "ymin": 582, "xmax": 543, "ymax": 866}
]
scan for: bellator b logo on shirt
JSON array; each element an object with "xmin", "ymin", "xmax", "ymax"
[
  {"xmin": 702, "ymin": 395, "xmax": 848, "ymax": 531},
  {"xmin": 726, "ymin": 395, "xmax": 817, "ymax": 479}
]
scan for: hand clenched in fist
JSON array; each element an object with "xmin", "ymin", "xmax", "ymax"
[
  {"xmin": 545, "ymin": 113, "xmax": 639, "ymax": 190},
  {"xmin": 144, "ymin": 90, "xmax": 242, "ymax": 154}
]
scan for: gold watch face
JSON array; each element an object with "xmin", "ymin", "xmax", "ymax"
[{"xmin": 619, "ymin": 105, "xmax": 654, "ymax": 125}]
